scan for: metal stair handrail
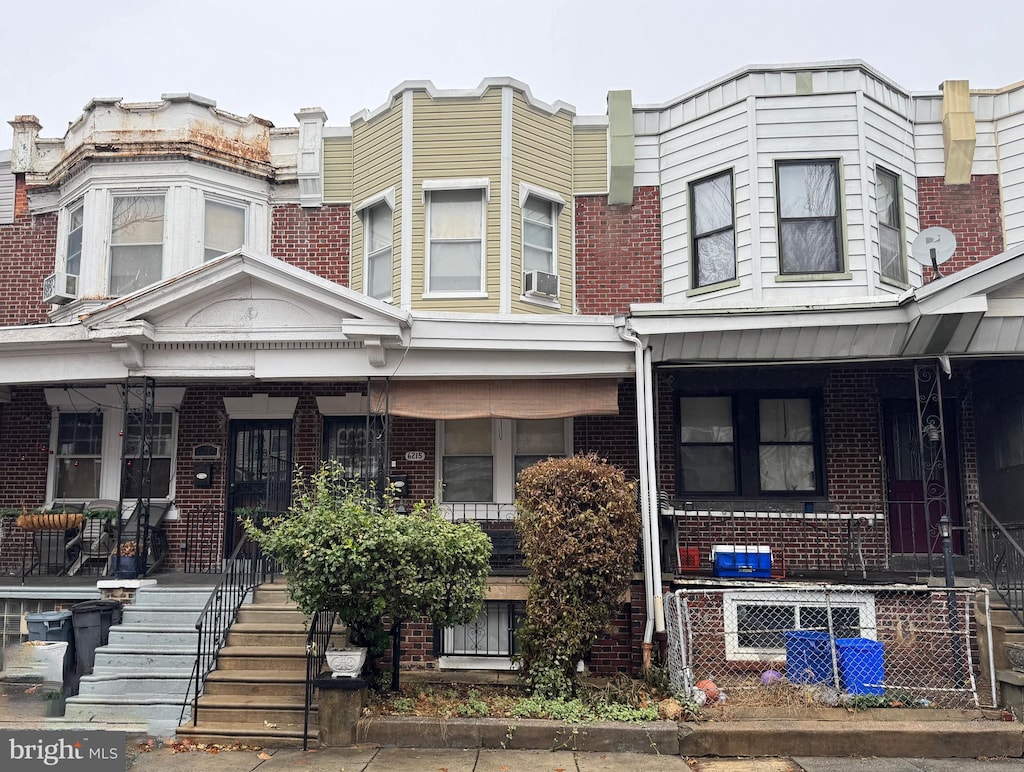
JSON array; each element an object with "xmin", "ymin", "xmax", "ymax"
[
  {"xmin": 972, "ymin": 500, "xmax": 1024, "ymax": 626},
  {"xmin": 303, "ymin": 610, "xmax": 338, "ymax": 751},
  {"xmin": 179, "ymin": 527, "xmax": 279, "ymax": 727}
]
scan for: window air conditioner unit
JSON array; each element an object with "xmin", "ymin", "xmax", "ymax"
[
  {"xmin": 524, "ymin": 270, "xmax": 558, "ymax": 299},
  {"xmin": 42, "ymin": 272, "xmax": 79, "ymax": 305}
]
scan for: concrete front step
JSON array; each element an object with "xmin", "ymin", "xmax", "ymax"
[
  {"xmin": 202, "ymin": 670, "xmax": 307, "ymax": 697},
  {"xmin": 235, "ymin": 608, "xmax": 307, "ymax": 625},
  {"xmin": 215, "ymin": 647, "xmax": 308, "ymax": 671},
  {"xmin": 131, "ymin": 587, "xmax": 218, "ymax": 608},
  {"xmin": 94, "ymin": 647, "xmax": 197, "ymax": 671},
  {"xmin": 193, "ymin": 695, "xmax": 315, "ymax": 726},
  {"xmin": 120, "ymin": 607, "xmax": 202, "ymax": 626},
  {"xmin": 175, "ymin": 721, "xmax": 311, "ymax": 747},
  {"xmin": 64, "ymin": 694, "xmax": 188, "ymax": 724},
  {"xmin": 77, "ymin": 672, "xmax": 193, "ymax": 696},
  {"xmin": 107, "ymin": 627, "xmax": 199, "ymax": 647}
]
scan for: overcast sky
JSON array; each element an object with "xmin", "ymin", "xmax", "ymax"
[{"xmin": 2, "ymin": 0, "xmax": 1021, "ymax": 141}]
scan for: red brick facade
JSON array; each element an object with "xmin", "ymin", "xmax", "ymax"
[
  {"xmin": 0, "ymin": 177, "xmax": 57, "ymax": 326},
  {"xmin": 575, "ymin": 188, "xmax": 662, "ymax": 314},
  {"xmin": 270, "ymin": 204, "xmax": 350, "ymax": 284},
  {"xmin": 917, "ymin": 175, "xmax": 1004, "ymax": 281}
]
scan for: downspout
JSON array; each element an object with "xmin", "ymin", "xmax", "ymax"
[{"xmin": 613, "ymin": 316, "xmax": 664, "ymax": 670}]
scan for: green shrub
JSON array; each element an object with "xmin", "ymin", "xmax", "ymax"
[
  {"xmin": 246, "ymin": 462, "xmax": 492, "ymax": 676},
  {"xmin": 514, "ymin": 453, "xmax": 641, "ymax": 698}
]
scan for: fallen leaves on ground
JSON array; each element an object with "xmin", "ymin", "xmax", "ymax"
[{"xmin": 161, "ymin": 738, "xmax": 264, "ymax": 754}]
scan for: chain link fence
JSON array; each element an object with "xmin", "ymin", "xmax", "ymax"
[{"xmin": 664, "ymin": 584, "xmax": 996, "ymax": 709}]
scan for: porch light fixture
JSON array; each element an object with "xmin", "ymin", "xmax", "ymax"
[
  {"xmin": 923, "ymin": 418, "xmax": 942, "ymax": 444},
  {"xmin": 938, "ymin": 514, "xmax": 952, "ymax": 540}
]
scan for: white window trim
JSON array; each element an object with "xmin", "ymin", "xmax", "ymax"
[
  {"xmin": 519, "ymin": 186, "xmax": 562, "ymax": 307},
  {"xmin": 436, "ymin": 418, "xmax": 573, "ymax": 513},
  {"xmin": 722, "ymin": 589, "xmax": 876, "ymax": 662},
  {"xmin": 355, "ymin": 187, "xmax": 396, "ymax": 214},
  {"xmin": 423, "ymin": 181, "xmax": 490, "ymax": 297},
  {"xmin": 44, "ymin": 387, "xmax": 184, "ymax": 506},
  {"xmin": 359, "ymin": 199, "xmax": 394, "ymax": 302}
]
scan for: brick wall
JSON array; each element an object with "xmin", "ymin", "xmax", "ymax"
[
  {"xmin": 917, "ymin": 175, "xmax": 1004, "ymax": 281},
  {"xmin": 575, "ymin": 189, "xmax": 662, "ymax": 314},
  {"xmin": 270, "ymin": 204, "xmax": 350, "ymax": 284},
  {"xmin": 0, "ymin": 177, "xmax": 57, "ymax": 326}
]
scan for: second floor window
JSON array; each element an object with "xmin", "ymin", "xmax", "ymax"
[
  {"xmin": 66, "ymin": 203, "xmax": 84, "ymax": 277},
  {"xmin": 522, "ymin": 195, "xmax": 554, "ymax": 275},
  {"xmin": 427, "ymin": 189, "xmax": 484, "ymax": 293},
  {"xmin": 204, "ymin": 199, "xmax": 246, "ymax": 261},
  {"xmin": 110, "ymin": 195, "xmax": 165, "ymax": 295},
  {"xmin": 777, "ymin": 160, "xmax": 841, "ymax": 275},
  {"xmin": 364, "ymin": 203, "xmax": 393, "ymax": 300},
  {"xmin": 690, "ymin": 171, "xmax": 736, "ymax": 287},
  {"xmin": 876, "ymin": 167, "xmax": 905, "ymax": 284}
]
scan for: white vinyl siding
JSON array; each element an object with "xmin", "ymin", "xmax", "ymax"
[{"xmin": 0, "ymin": 153, "xmax": 14, "ymax": 225}]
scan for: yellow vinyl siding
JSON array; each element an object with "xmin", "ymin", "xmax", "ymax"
[
  {"xmin": 323, "ymin": 136, "xmax": 352, "ymax": 203},
  {"xmin": 511, "ymin": 93, "xmax": 573, "ymax": 314},
  {"xmin": 411, "ymin": 90, "xmax": 502, "ymax": 313},
  {"xmin": 351, "ymin": 104, "xmax": 403, "ymax": 296},
  {"xmin": 573, "ymin": 125, "xmax": 608, "ymax": 194}
]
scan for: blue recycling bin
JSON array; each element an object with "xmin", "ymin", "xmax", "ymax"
[
  {"xmin": 784, "ymin": 630, "xmax": 833, "ymax": 684},
  {"xmin": 835, "ymin": 637, "xmax": 885, "ymax": 695}
]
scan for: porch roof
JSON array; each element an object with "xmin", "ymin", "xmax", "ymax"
[
  {"xmin": 630, "ymin": 241, "xmax": 1024, "ymax": 365},
  {"xmin": 0, "ymin": 250, "xmax": 635, "ymax": 386}
]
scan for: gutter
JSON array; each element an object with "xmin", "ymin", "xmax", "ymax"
[{"xmin": 613, "ymin": 316, "xmax": 665, "ymax": 669}]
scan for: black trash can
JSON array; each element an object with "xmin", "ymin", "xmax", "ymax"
[
  {"xmin": 70, "ymin": 600, "xmax": 121, "ymax": 676},
  {"xmin": 25, "ymin": 610, "xmax": 75, "ymax": 681}
]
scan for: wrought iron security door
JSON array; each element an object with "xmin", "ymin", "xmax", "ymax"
[{"xmin": 226, "ymin": 420, "xmax": 292, "ymax": 554}]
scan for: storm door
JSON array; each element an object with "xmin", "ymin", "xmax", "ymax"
[
  {"xmin": 226, "ymin": 420, "xmax": 292, "ymax": 554},
  {"xmin": 883, "ymin": 399, "xmax": 963, "ymax": 556}
]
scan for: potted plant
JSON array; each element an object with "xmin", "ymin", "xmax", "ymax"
[{"xmin": 115, "ymin": 541, "xmax": 138, "ymax": 579}]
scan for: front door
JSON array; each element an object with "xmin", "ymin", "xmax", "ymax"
[
  {"xmin": 226, "ymin": 420, "xmax": 292, "ymax": 554},
  {"xmin": 883, "ymin": 399, "xmax": 963, "ymax": 556}
]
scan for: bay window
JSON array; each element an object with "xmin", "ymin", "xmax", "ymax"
[
  {"xmin": 110, "ymin": 195, "xmax": 165, "ymax": 295},
  {"xmin": 427, "ymin": 188, "xmax": 484, "ymax": 294},
  {"xmin": 690, "ymin": 170, "xmax": 736, "ymax": 287},
  {"xmin": 876, "ymin": 167, "xmax": 905, "ymax": 284},
  {"xmin": 204, "ymin": 199, "xmax": 246, "ymax": 261},
  {"xmin": 776, "ymin": 160, "xmax": 842, "ymax": 275}
]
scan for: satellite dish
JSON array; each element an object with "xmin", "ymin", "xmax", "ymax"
[{"xmin": 911, "ymin": 227, "xmax": 957, "ymax": 278}]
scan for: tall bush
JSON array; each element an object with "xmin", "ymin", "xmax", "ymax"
[
  {"xmin": 246, "ymin": 462, "xmax": 492, "ymax": 680},
  {"xmin": 514, "ymin": 453, "xmax": 641, "ymax": 698}
]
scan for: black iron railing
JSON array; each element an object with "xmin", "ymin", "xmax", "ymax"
[
  {"xmin": 302, "ymin": 610, "xmax": 339, "ymax": 751},
  {"xmin": 973, "ymin": 500, "xmax": 1024, "ymax": 627},
  {"xmin": 180, "ymin": 531, "xmax": 278, "ymax": 727}
]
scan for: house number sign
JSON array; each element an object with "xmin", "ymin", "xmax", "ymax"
[{"xmin": 405, "ymin": 451, "xmax": 426, "ymax": 462}]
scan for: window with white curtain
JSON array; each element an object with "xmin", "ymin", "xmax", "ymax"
[
  {"xmin": 55, "ymin": 413, "xmax": 104, "ymax": 499},
  {"xmin": 364, "ymin": 203, "xmax": 393, "ymax": 300},
  {"xmin": 776, "ymin": 160, "xmax": 842, "ymax": 274},
  {"xmin": 876, "ymin": 167, "xmax": 905, "ymax": 284},
  {"xmin": 690, "ymin": 170, "xmax": 736, "ymax": 287},
  {"xmin": 110, "ymin": 195, "xmax": 165, "ymax": 295},
  {"xmin": 678, "ymin": 392, "xmax": 822, "ymax": 497},
  {"xmin": 204, "ymin": 199, "xmax": 246, "ymax": 261},
  {"xmin": 427, "ymin": 189, "xmax": 484, "ymax": 293}
]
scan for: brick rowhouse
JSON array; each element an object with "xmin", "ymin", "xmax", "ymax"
[
  {"xmin": 575, "ymin": 188, "xmax": 662, "ymax": 314},
  {"xmin": 0, "ymin": 177, "xmax": 57, "ymax": 327},
  {"xmin": 271, "ymin": 204, "xmax": 350, "ymax": 284}
]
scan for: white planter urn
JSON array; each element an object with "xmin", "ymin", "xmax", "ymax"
[{"xmin": 325, "ymin": 647, "xmax": 368, "ymax": 678}]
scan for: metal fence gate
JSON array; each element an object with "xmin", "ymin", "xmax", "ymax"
[{"xmin": 664, "ymin": 584, "xmax": 996, "ymax": 709}]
